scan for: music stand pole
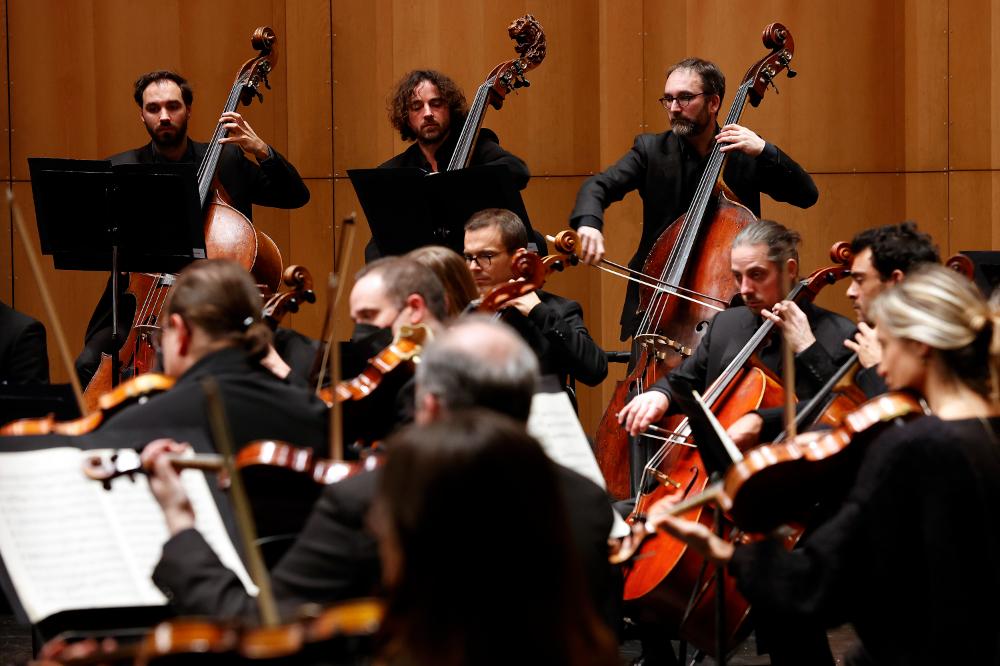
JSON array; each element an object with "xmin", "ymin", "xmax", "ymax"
[{"xmin": 713, "ymin": 485, "xmax": 726, "ymax": 666}]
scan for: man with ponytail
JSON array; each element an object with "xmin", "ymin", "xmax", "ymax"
[{"xmin": 100, "ymin": 259, "xmax": 328, "ymax": 452}]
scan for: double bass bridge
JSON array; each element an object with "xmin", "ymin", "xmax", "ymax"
[{"xmin": 635, "ymin": 334, "xmax": 693, "ymax": 360}]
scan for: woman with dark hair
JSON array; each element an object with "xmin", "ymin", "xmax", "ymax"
[
  {"xmin": 405, "ymin": 245, "xmax": 478, "ymax": 318},
  {"xmin": 371, "ymin": 409, "xmax": 619, "ymax": 666},
  {"xmin": 647, "ymin": 264, "xmax": 1000, "ymax": 665}
]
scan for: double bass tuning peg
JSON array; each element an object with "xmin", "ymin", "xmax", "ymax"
[{"xmin": 786, "ymin": 67, "xmax": 798, "ymax": 78}]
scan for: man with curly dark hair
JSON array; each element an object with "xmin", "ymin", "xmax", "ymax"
[
  {"xmin": 367, "ymin": 70, "xmax": 533, "ymax": 262},
  {"xmin": 379, "ymin": 69, "xmax": 529, "ymax": 181}
]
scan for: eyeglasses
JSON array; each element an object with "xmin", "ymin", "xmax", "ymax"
[
  {"xmin": 658, "ymin": 92, "xmax": 708, "ymax": 109},
  {"xmin": 463, "ymin": 251, "xmax": 501, "ymax": 268}
]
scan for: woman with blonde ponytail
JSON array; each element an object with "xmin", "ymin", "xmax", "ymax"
[
  {"xmin": 100, "ymin": 259, "xmax": 328, "ymax": 452},
  {"xmin": 645, "ymin": 264, "xmax": 1000, "ymax": 665}
]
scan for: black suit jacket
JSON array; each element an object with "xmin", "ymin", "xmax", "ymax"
[
  {"xmin": 75, "ymin": 140, "xmax": 310, "ymax": 385},
  {"xmin": 500, "ymin": 291, "xmax": 608, "ymax": 387},
  {"xmin": 365, "ymin": 127, "xmax": 534, "ymax": 262},
  {"xmin": 570, "ymin": 131, "xmax": 818, "ymax": 339},
  {"xmin": 152, "ymin": 461, "xmax": 620, "ymax": 632},
  {"xmin": 0, "ymin": 302, "xmax": 49, "ymax": 385},
  {"xmin": 100, "ymin": 348, "xmax": 328, "ymax": 452}
]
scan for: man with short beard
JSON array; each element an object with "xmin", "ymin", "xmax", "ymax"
[
  {"xmin": 569, "ymin": 57, "xmax": 819, "ymax": 342},
  {"xmin": 74, "ymin": 70, "xmax": 310, "ymax": 386}
]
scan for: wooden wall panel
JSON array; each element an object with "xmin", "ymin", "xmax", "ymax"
[
  {"xmin": 331, "ymin": 0, "xmax": 394, "ymax": 174},
  {"xmin": 949, "ymin": 0, "xmax": 1000, "ymax": 170},
  {"xmin": 948, "ymin": 172, "xmax": 1000, "ymax": 252},
  {"xmin": 770, "ymin": 172, "xmax": 950, "ymax": 318},
  {"xmin": 284, "ymin": 0, "xmax": 331, "ymax": 179},
  {"xmin": 0, "ymin": 0, "xmax": 8, "ymax": 183},
  {"xmin": 287, "ymin": 178, "xmax": 334, "ymax": 337}
]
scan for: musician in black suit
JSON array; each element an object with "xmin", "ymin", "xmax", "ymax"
[
  {"xmin": 463, "ymin": 208, "xmax": 607, "ymax": 391},
  {"xmin": 366, "ymin": 69, "xmax": 535, "ymax": 262},
  {"xmin": 619, "ymin": 220, "xmax": 855, "ymax": 468},
  {"xmin": 727, "ymin": 222, "xmax": 941, "ymax": 448},
  {"xmin": 147, "ymin": 318, "xmax": 621, "ymax": 634},
  {"xmin": 75, "ymin": 70, "xmax": 310, "ymax": 386},
  {"xmin": 0, "ymin": 301, "xmax": 49, "ymax": 385},
  {"xmin": 568, "ymin": 57, "xmax": 818, "ymax": 341},
  {"xmin": 97, "ymin": 259, "xmax": 327, "ymax": 453}
]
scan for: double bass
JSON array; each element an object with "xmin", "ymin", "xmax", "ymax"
[
  {"xmin": 84, "ymin": 27, "xmax": 286, "ymax": 408},
  {"xmin": 594, "ymin": 23, "xmax": 800, "ymax": 500}
]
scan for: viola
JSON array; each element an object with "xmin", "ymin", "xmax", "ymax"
[
  {"xmin": 0, "ymin": 373, "xmax": 174, "ymax": 436},
  {"xmin": 445, "ymin": 15, "xmax": 546, "ymax": 172},
  {"xmin": 83, "ymin": 439, "xmax": 382, "ymax": 490},
  {"xmin": 83, "ymin": 27, "xmax": 285, "ymax": 407},
  {"xmin": 31, "ymin": 597, "xmax": 384, "ymax": 665},
  {"xmin": 594, "ymin": 23, "xmax": 799, "ymax": 501},
  {"xmin": 318, "ymin": 323, "xmax": 432, "ymax": 406}
]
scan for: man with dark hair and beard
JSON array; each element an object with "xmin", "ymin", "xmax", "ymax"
[
  {"xmin": 74, "ymin": 70, "xmax": 310, "ymax": 385},
  {"xmin": 569, "ymin": 57, "xmax": 819, "ymax": 342},
  {"xmin": 366, "ymin": 69, "xmax": 533, "ymax": 262}
]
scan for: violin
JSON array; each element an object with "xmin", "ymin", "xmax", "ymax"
[
  {"xmin": 83, "ymin": 27, "xmax": 285, "ymax": 406},
  {"xmin": 32, "ymin": 597, "xmax": 384, "ymax": 665},
  {"xmin": 318, "ymin": 323, "xmax": 432, "ymax": 406},
  {"xmin": 83, "ymin": 439, "xmax": 382, "ymax": 490},
  {"xmin": 0, "ymin": 373, "xmax": 174, "ymax": 436}
]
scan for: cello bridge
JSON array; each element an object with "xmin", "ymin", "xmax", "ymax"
[
  {"xmin": 651, "ymin": 469, "xmax": 682, "ymax": 489},
  {"xmin": 635, "ymin": 334, "xmax": 693, "ymax": 360}
]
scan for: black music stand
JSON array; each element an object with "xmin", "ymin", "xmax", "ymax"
[
  {"xmin": 27, "ymin": 158, "xmax": 204, "ymax": 386},
  {"xmin": 348, "ymin": 165, "xmax": 542, "ymax": 257}
]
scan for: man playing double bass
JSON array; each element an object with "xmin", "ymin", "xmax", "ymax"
[
  {"xmin": 367, "ymin": 69, "xmax": 542, "ymax": 261},
  {"xmin": 568, "ymin": 57, "xmax": 818, "ymax": 341},
  {"xmin": 75, "ymin": 70, "xmax": 311, "ymax": 386}
]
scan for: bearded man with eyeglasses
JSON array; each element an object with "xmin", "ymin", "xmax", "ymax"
[{"xmin": 569, "ymin": 57, "xmax": 819, "ymax": 342}]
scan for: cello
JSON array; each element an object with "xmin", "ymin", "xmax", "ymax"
[
  {"xmin": 621, "ymin": 259, "xmax": 850, "ymax": 656},
  {"xmin": 594, "ymin": 23, "xmax": 800, "ymax": 501},
  {"xmin": 84, "ymin": 27, "xmax": 286, "ymax": 408}
]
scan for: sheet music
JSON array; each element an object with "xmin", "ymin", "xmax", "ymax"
[
  {"xmin": 528, "ymin": 392, "xmax": 630, "ymax": 538},
  {"xmin": 0, "ymin": 447, "xmax": 257, "ymax": 624}
]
